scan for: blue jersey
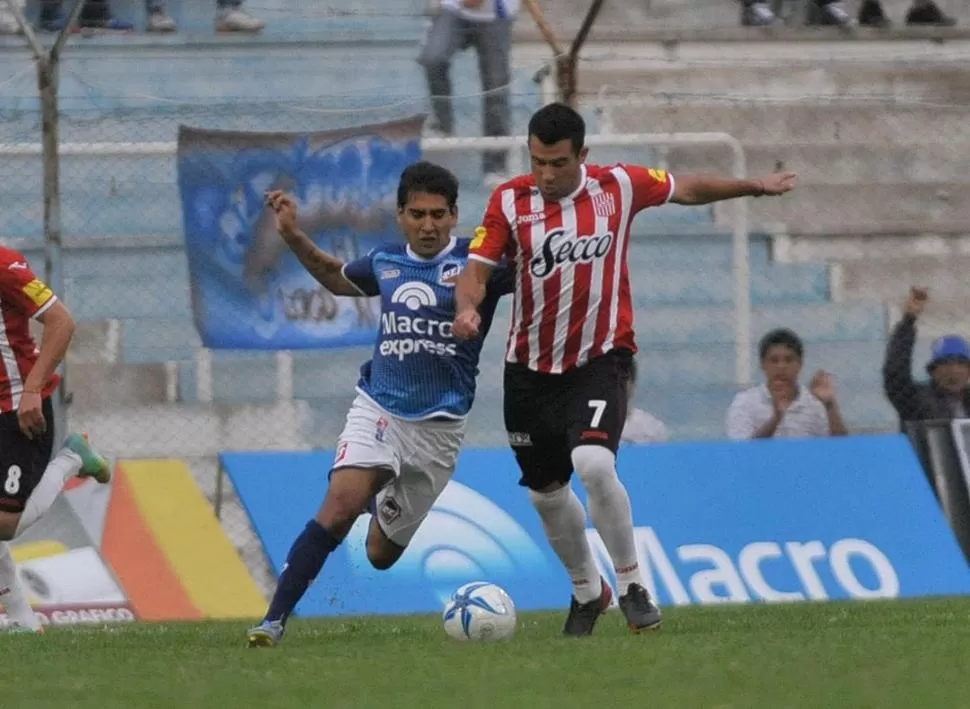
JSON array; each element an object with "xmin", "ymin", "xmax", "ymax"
[{"xmin": 342, "ymin": 236, "xmax": 511, "ymax": 420}]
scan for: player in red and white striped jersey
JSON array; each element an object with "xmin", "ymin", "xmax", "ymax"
[
  {"xmin": 0, "ymin": 246, "xmax": 111, "ymax": 634},
  {"xmin": 454, "ymin": 103, "xmax": 796, "ymax": 636}
]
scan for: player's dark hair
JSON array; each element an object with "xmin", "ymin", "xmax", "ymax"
[
  {"xmin": 759, "ymin": 328, "xmax": 804, "ymax": 361},
  {"xmin": 528, "ymin": 102, "xmax": 585, "ymax": 155},
  {"xmin": 397, "ymin": 161, "xmax": 459, "ymax": 212}
]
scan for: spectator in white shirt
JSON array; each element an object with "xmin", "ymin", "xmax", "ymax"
[
  {"xmin": 621, "ymin": 358, "xmax": 669, "ymax": 444},
  {"xmin": 725, "ymin": 328, "xmax": 849, "ymax": 441}
]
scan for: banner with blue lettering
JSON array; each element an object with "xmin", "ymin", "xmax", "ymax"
[
  {"xmin": 176, "ymin": 118, "xmax": 423, "ymax": 349},
  {"xmin": 223, "ymin": 435, "xmax": 970, "ymax": 618}
]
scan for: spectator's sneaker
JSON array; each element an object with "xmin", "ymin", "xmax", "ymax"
[
  {"xmin": 146, "ymin": 11, "xmax": 177, "ymax": 33},
  {"xmin": 215, "ymin": 9, "xmax": 265, "ymax": 33},
  {"xmin": 562, "ymin": 577, "xmax": 612, "ymax": 637},
  {"xmin": 807, "ymin": 1, "xmax": 853, "ymax": 26},
  {"xmin": 906, "ymin": 1, "xmax": 955, "ymax": 26},
  {"xmin": 0, "ymin": 0, "xmax": 23, "ymax": 35},
  {"xmin": 247, "ymin": 620, "xmax": 284, "ymax": 647},
  {"xmin": 858, "ymin": 0, "xmax": 891, "ymax": 27},
  {"xmin": 741, "ymin": 2, "xmax": 778, "ymax": 26},
  {"xmin": 618, "ymin": 583, "xmax": 663, "ymax": 633},
  {"xmin": 64, "ymin": 433, "xmax": 111, "ymax": 484},
  {"xmin": 0, "ymin": 14, "xmax": 20, "ymax": 35}
]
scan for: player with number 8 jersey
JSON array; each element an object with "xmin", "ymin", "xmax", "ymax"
[
  {"xmin": 454, "ymin": 102, "xmax": 798, "ymax": 637},
  {"xmin": 0, "ymin": 246, "xmax": 111, "ymax": 635}
]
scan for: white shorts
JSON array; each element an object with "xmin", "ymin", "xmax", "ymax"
[{"xmin": 333, "ymin": 395, "xmax": 466, "ymax": 546}]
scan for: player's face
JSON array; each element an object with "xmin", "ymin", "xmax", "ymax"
[
  {"xmin": 761, "ymin": 345, "xmax": 802, "ymax": 388},
  {"xmin": 932, "ymin": 359, "xmax": 970, "ymax": 395},
  {"xmin": 528, "ymin": 136, "xmax": 588, "ymax": 201},
  {"xmin": 398, "ymin": 191, "xmax": 457, "ymax": 258}
]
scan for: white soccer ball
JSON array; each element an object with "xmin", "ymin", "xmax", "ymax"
[{"xmin": 442, "ymin": 581, "xmax": 517, "ymax": 642}]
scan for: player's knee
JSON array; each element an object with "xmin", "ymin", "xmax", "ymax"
[
  {"xmin": 527, "ymin": 484, "xmax": 569, "ymax": 512},
  {"xmin": 0, "ymin": 512, "xmax": 19, "ymax": 541},
  {"xmin": 365, "ymin": 520, "xmax": 405, "ymax": 570},
  {"xmin": 571, "ymin": 445, "xmax": 617, "ymax": 495}
]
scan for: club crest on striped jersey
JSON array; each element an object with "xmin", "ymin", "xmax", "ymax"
[
  {"xmin": 529, "ymin": 228, "xmax": 615, "ymax": 279},
  {"xmin": 592, "ymin": 192, "xmax": 616, "ymax": 217}
]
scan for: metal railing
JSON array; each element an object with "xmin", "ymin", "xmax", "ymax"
[{"xmin": 0, "ymin": 131, "xmax": 753, "ymax": 389}]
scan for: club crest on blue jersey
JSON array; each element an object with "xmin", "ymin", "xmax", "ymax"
[{"xmin": 438, "ymin": 261, "xmax": 463, "ymax": 286}]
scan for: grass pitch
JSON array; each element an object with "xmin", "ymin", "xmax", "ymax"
[{"xmin": 3, "ymin": 598, "xmax": 970, "ymax": 708}]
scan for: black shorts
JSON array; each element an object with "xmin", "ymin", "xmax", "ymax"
[
  {"xmin": 0, "ymin": 397, "xmax": 55, "ymax": 514},
  {"xmin": 503, "ymin": 349, "xmax": 633, "ymax": 491}
]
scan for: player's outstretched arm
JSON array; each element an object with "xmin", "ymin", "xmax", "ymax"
[
  {"xmin": 264, "ymin": 190, "xmax": 362, "ymax": 297},
  {"xmin": 453, "ymin": 259, "xmax": 494, "ymax": 341},
  {"xmin": 670, "ymin": 171, "xmax": 797, "ymax": 205}
]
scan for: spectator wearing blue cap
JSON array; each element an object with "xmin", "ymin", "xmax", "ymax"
[{"xmin": 883, "ymin": 286, "xmax": 970, "ymax": 426}]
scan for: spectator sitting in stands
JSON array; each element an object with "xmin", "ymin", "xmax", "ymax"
[
  {"xmin": 621, "ymin": 358, "xmax": 669, "ymax": 445},
  {"xmin": 742, "ymin": 0, "xmax": 953, "ymax": 27},
  {"xmin": 37, "ymin": 0, "xmax": 263, "ymax": 33},
  {"xmin": 883, "ymin": 286, "xmax": 970, "ymax": 428},
  {"xmin": 725, "ymin": 328, "xmax": 848, "ymax": 440}
]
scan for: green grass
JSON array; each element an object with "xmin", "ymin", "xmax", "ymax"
[{"xmin": 4, "ymin": 598, "xmax": 970, "ymax": 708}]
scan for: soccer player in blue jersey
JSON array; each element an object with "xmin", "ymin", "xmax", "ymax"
[{"xmin": 247, "ymin": 161, "xmax": 512, "ymax": 647}]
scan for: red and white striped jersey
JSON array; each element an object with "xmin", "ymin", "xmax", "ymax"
[
  {"xmin": 469, "ymin": 163, "xmax": 675, "ymax": 374},
  {"xmin": 0, "ymin": 247, "xmax": 60, "ymax": 413}
]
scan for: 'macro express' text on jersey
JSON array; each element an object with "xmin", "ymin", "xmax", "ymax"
[
  {"xmin": 468, "ymin": 163, "xmax": 674, "ymax": 374},
  {"xmin": 342, "ymin": 237, "xmax": 511, "ymax": 420}
]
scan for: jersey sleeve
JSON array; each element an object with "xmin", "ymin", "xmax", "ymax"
[
  {"xmin": 340, "ymin": 249, "xmax": 380, "ymax": 297},
  {"xmin": 469, "ymin": 189, "xmax": 513, "ymax": 266},
  {"xmin": 0, "ymin": 251, "xmax": 57, "ymax": 319},
  {"xmin": 622, "ymin": 164, "xmax": 676, "ymax": 213}
]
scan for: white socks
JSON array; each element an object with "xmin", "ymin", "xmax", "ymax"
[
  {"xmin": 14, "ymin": 448, "xmax": 82, "ymax": 538},
  {"xmin": 572, "ymin": 445, "xmax": 644, "ymax": 597},
  {"xmin": 528, "ymin": 485, "xmax": 602, "ymax": 604},
  {"xmin": 0, "ymin": 542, "xmax": 39, "ymax": 631}
]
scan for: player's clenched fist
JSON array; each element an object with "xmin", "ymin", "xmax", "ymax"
[
  {"xmin": 265, "ymin": 190, "xmax": 299, "ymax": 236},
  {"xmin": 453, "ymin": 309, "xmax": 481, "ymax": 341}
]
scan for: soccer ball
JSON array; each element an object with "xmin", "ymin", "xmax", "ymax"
[{"xmin": 442, "ymin": 581, "xmax": 517, "ymax": 642}]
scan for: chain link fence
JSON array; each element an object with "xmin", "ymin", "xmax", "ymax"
[{"xmin": 1, "ymin": 4, "xmax": 969, "ymax": 596}]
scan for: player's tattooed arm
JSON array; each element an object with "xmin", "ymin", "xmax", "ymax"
[
  {"xmin": 264, "ymin": 190, "xmax": 361, "ymax": 297},
  {"xmin": 670, "ymin": 171, "xmax": 797, "ymax": 205}
]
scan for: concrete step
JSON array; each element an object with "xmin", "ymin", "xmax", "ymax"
[
  {"xmin": 839, "ymin": 256, "xmax": 970, "ymax": 301},
  {"xmin": 778, "ymin": 231, "xmax": 970, "ymax": 264},
  {"xmin": 662, "ymin": 141, "xmax": 964, "ymax": 185},
  {"xmin": 743, "ymin": 183, "xmax": 965, "ymax": 233},
  {"xmin": 65, "ymin": 362, "xmax": 171, "ymax": 407},
  {"xmin": 584, "ymin": 64, "xmax": 970, "ymax": 103},
  {"xmin": 601, "ymin": 102, "xmax": 970, "ymax": 146},
  {"xmin": 67, "ymin": 401, "xmax": 312, "ymax": 458}
]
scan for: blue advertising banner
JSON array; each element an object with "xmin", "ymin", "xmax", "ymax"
[
  {"xmin": 176, "ymin": 117, "xmax": 423, "ymax": 349},
  {"xmin": 223, "ymin": 435, "xmax": 970, "ymax": 618}
]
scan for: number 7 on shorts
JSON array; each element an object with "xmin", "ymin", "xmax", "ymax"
[{"xmin": 588, "ymin": 399, "xmax": 607, "ymax": 428}]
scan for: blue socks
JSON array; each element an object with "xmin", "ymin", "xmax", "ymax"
[{"xmin": 263, "ymin": 519, "xmax": 341, "ymax": 625}]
